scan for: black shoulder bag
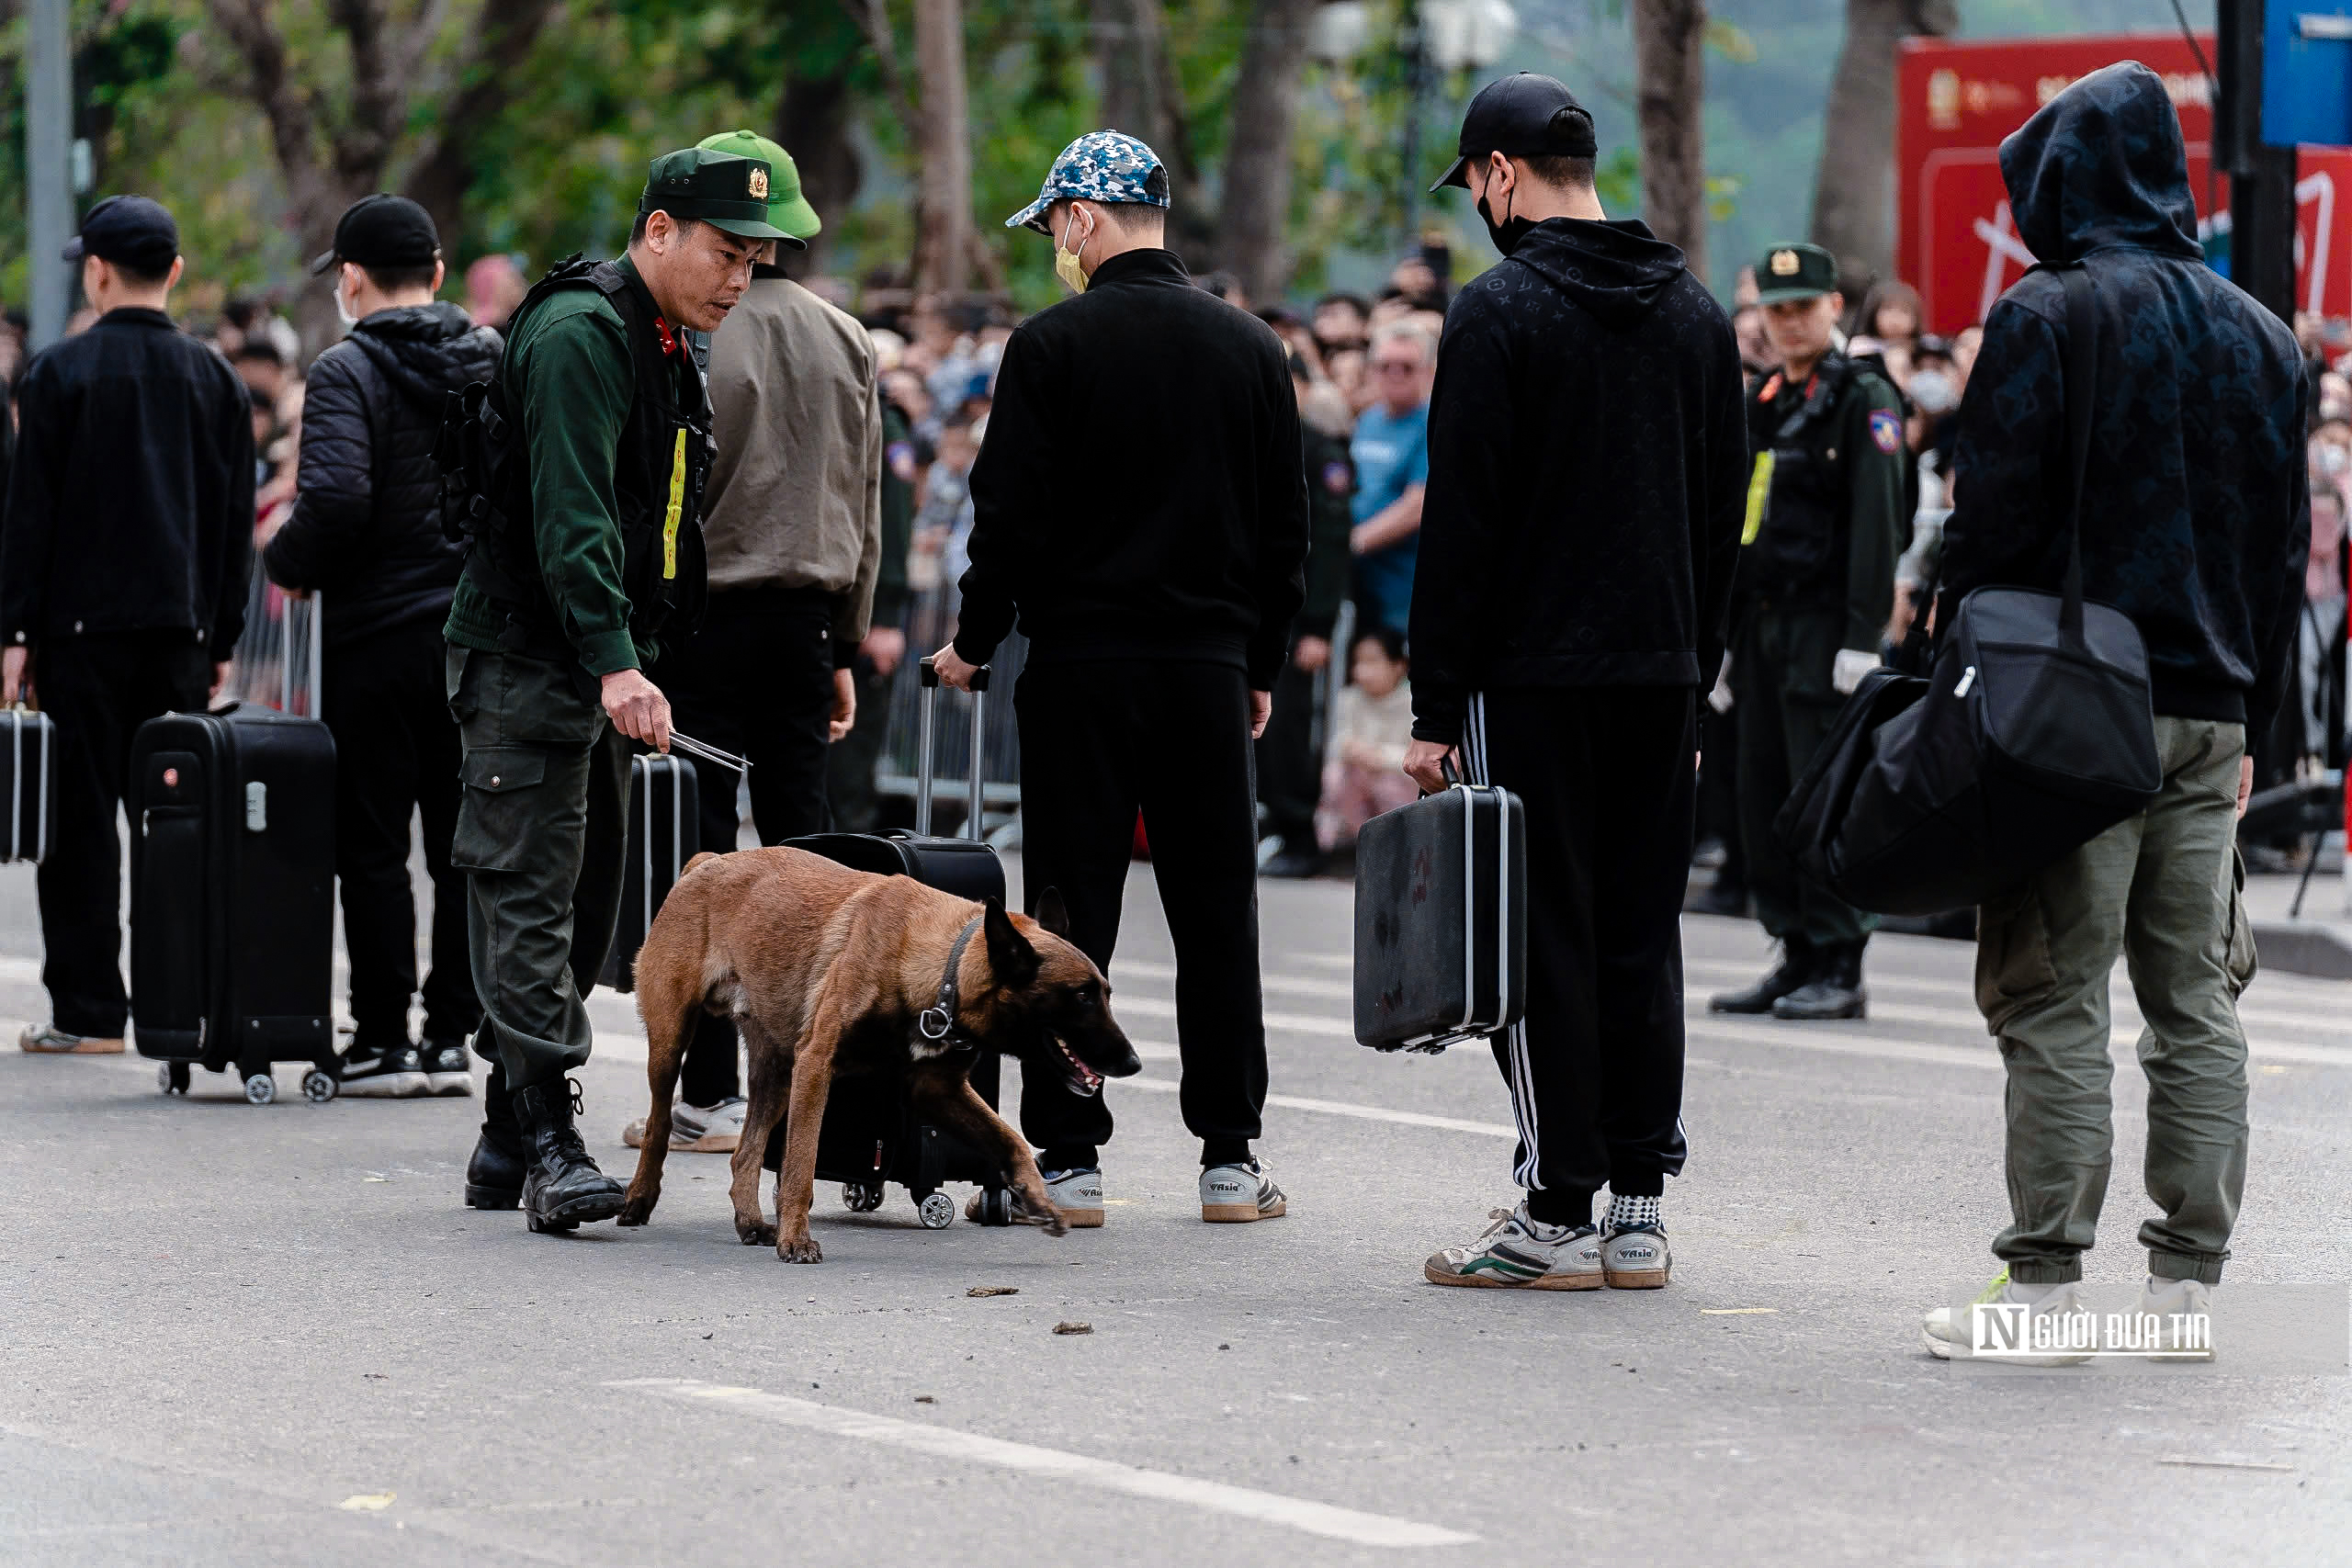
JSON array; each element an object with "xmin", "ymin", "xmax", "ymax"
[{"xmin": 1776, "ymin": 264, "xmax": 2162, "ymax": 916}]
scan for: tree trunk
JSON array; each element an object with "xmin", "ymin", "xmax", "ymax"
[
  {"xmin": 1217, "ymin": 0, "xmax": 1317, "ymax": 303},
  {"xmin": 1089, "ymin": 0, "xmax": 1213, "ymax": 263},
  {"xmin": 1632, "ymin": 0, "xmax": 1708, "ymax": 286},
  {"xmin": 776, "ymin": 67, "xmax": 860, "ymax": 279},
  {"xmin": 401, "ymin": 0, "xmax": 566, "ymax": 258},
  {"xmin": 1809, "ymin": 0, "xmax": 1956, "ymax": 288},
  {"xmin": 910, "ymin": 0, "xmax": 973, "ymax": 294}
]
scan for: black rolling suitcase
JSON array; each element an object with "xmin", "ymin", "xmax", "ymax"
[
  {"xmin": 1352, "ymin": 773, "xmax": 1528, "ymax": 1053},
  {"xmin": 780, "ymin": 657, "xmax": 1017, "ymax": 1229},
  {"xmin": 0, "ymin": 706, "xmax": 56, "ymax": 863},
  {"xmin": 600, "ymin": 752, "xmax": 700, "ymax": 993},
  {"xmin": 130, "ymin": 703, "xmax": 339, "ymax": 1103}
]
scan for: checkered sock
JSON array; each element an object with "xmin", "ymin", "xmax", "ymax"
[{"xmin": 1606, "ymin": 1193, "xmax": 1661, "ymax": 1232}]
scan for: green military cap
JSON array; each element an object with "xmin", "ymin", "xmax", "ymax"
[
  {"xmin": 639, "ymin": 148, "xmax": 798, "ymax": 246},
  {"xmin": 1754, "ymin": 243, "xmax": 1838, "ymax": 305},
  {"xmin": 696, "ymin": 130, "xmax": 821, "ymax": 242}
]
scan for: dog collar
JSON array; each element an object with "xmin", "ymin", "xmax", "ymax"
[{"xmin": 917, "ymin": 914, "xmax": 988, "ymax": 1051}]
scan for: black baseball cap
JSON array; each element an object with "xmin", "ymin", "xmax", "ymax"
[
  {"xmin": 639, "ymin": 149, "xmax": 792, "ymax": 242},
  {"xmin": 1430, "ymin": 73, "xmax": 1600, "ymax": 195},
  {"xmin": 309, "ymin": 194, "xmax": 441, "ymax": 276},
  {"xmin": 62, "ymin": 196, "xmax": 178, "ymax": 272}
]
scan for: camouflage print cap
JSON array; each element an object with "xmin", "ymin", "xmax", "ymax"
[{"xmin": 1005, "ymin": 130, "xmax": 1171, "ymax": 234}]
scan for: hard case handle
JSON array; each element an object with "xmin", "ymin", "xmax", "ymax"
[{"xmin": 915, "ymin": 656, "xmax": 989, "ymax": 840}]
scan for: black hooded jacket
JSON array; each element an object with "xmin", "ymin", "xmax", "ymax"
[
  {"xmin": 1408, "ymin": 218, "xmax": 1748, "ymax": 741},
  {"xmin": 265, "ymin": 302, "xmax": 503, "ymax": 648},
  {"xmin": 1937, "ymin": 62, "xmax": 2309, "ymax": 734}
]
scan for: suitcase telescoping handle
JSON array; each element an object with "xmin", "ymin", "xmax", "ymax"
[{"xmin": 916, "ymin": 655, "xmax": 990, "ymax": 840}]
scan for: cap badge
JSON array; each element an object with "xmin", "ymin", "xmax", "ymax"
[
  {"xmin": 1770, "ymin": 249, "xmax": 1801, "ymax": 277},
  {"xmin": 748, "ymin": 166, "xmax": 770, "ymax": 199}
]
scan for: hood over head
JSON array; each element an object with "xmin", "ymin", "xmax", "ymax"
[
  {"xmin": 1504, "ymin": 218, "xmax": 1688, "ymax": 327},
  {"xmin": 347, "ymin": 301, "xmax": 503, "ymax": 413},
  {"xmin": 2000, "ymin": 61, "xmax": 2203, "ymax": 265}
]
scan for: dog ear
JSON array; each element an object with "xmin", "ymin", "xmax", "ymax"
[
  {"xmin": 1033, "ymin": 886, "xmax": 1070, "ymax": 939},
  {"xmin": 982, "ymin": 896, "xmax": 1041, "ymax": 990}
]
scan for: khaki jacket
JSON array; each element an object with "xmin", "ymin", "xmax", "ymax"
[{"xmin": 702, "ymin": 276, "xmax": 883, "ymax": 645}]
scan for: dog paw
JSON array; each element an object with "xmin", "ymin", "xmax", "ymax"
[
  {"xmin": 737, "ymin": 1221, "xmax": 778, "ymax": 1247},
  {"xmin": 616, "ymin": 1197, "xmax": 653, "ymax": 1227},
  {"xmin": 1040, "ymin": 1211, "xmax": 1069, "ymax": 1237},
  {"xmin": 776, "ymin": 1235, "xmax": 823, "ymax": 1264}
]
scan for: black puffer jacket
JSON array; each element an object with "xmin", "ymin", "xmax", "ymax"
[{"xmin": 264, "ymin": 303, "xmax": 502, "ymax": 648}]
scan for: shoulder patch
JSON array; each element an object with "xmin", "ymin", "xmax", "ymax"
[{"xmin": 1868, "ymin": 408, "xmax": 1904, "ymax": 456}]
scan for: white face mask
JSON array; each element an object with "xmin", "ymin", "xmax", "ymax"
[{"xmin": 334, "ymin": 272, "xmax": 360, "ymax": 330}]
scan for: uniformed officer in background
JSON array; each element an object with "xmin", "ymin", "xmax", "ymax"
[
  {"xmin": 441, "ymin": 148, "xmax": 785, "ymax": 1235},
  {"xmin": 1708, "ymin": 242, "xmax": 1906, "ymax": 1023}
]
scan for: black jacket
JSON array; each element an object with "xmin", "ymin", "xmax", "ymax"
[
  {"xmin": 265, "ymin": 303, "xmax": 502, "ymax": 648},
  {"xmin": 1938, "ymin": 62, "xmax": 2309, "ymax": 734},
  {"xmin": 2, "ymin": 308, "xmax": 255, "ymax": 660},
  {"xmin": 1409, "ymin": 219, "xmax": 1748, "ymax": 741},
  {"xmin": 954, "ymin": 248, "xmax": 1309, "ymax": 687},
  {"xmin": 1299, "ymin": 424, "xmax": 1355, "ymax": 641}
]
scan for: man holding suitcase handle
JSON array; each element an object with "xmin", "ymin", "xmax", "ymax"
[
  {"xmin": 1406, "ymin": 75, "xmax": 1747, "ymax": 1290},
  {"xmin": 438, "ymin": 148, "xmax": 791, "ymax": 1234}
]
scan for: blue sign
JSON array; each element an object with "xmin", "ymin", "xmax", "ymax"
[{"xmin": 2267, "ymin": 2, "xmax": 2352, "ymax": 147}]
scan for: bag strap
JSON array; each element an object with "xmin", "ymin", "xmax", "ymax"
[{"xmin": 2056, "ymin": 265, "xmax": 2098, "ymax": 639}]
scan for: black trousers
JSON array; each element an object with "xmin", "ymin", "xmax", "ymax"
[
  {"xmin": 37, "ymin": 632, "xmax": 213, "ymax": 1038},
  {"xmin": 324, "ymin": 616, "xmax": 480, "ymax": 1048},
  {"xmin": 1015, "ymin": 658, "xmax": 1267, "ymax": 1169},
  {"xmin": 651, "ymin": 588, "xmax": 838, "ymax": 1106},
  {"xmin": 1457, "ymin": 686, "xmax": 1694, "ymax": 1227},
  {"xmin": 1254, "ymin": 650, "xmax": 1321, "ymax": 850},
  {"xmin": 825, "ymin": 655, "xmax": 897, "ymax": 835},
  {"xmin": 1697, "ymin": 699, "xmax": 1745, "ymax": 891},
  {"xmin": 1733, "ymin": 607, "xmax": 1876, "ymax": 948}
]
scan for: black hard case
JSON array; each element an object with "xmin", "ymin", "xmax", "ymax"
[
  {"xmin": 600, "ymin": 752, "xmax": 700, "ymax": 993},
  {"xmin": 0, "ymin": 707, "xmax": 57, "ymax": 863},
  {"xmin": 129, "ymin": 704, "xmax": 338, "ymax": 1077},
  {"xmin": 1352, "ymin": 782, "xmax": 1529, "ymax": 1053},
  {"xmin": 776, "ymin": 660, "xmax": 1014, "ymax": 1225}
]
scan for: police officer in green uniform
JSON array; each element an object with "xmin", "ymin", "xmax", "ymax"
[
  {"xmin": 1708, "ymin": 243, "xmax": 1907, "ymax": 1022},
  {"xmin": 443, "ymin": 148, "xmax": 789, "ymax": 1234}
]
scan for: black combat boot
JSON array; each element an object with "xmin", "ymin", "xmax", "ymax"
[
  {"xmin": 1707, "ymin": 937, "xmax": 1815, "ymax": 1015},
  {"xmin": 513, "ymin": 1077, "xmax": 627, "ymax": 1233},
  {"xmin": 1772, "ymin": 941, "xmax": 1868, "ymax": 1021},
  {"xmin": 464, "ymin": 1061, "xmax": 525, "ymax": 1211}
]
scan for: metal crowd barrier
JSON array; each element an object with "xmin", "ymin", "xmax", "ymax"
[
  {"xmin": 223, "ymin": 574, "xmax": 322, "ymax": 716},
  {"xmin": 875, "ymin": 584, "xmax": 1024, "ymax": 829}
]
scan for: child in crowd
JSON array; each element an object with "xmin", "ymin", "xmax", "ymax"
[{"xmin": 1317, "ymin": 626, "xmax": 1419, "ymax": 850}]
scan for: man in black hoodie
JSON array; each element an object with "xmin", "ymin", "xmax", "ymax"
[
  {"xmin": 263, "ymin": 196, "xmax": 499, "ymax": 1098},
  {"xmin": 1920, "ymin": 65, "xmax": 2305, "ymax": 1352},
  {"xmin": 1407, "ymin": 75, "xmax": 1747, "ymax": 1292},
  {"xmin": 931, "ymin": 131, "xmax": 1308, "ymax": 1228}
]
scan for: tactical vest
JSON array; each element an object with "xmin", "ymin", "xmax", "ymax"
[
  {"xmin": 436, "ymin": 256, "xmax": 710, "ymax": 658},
  {"xmin": 1741, "ymin": 353, "xmax": 1862, "ymax": 609}
]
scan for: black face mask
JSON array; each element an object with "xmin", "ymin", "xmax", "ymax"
[{"xmin": 1476, "ymin": 182, "xmax": 1534, "ymax": 256}]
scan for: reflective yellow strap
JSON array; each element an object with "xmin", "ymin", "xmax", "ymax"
[
  {"xmin": 662, "ymin": 428, "xmax": 685, "ymax": 580},
  {"xmin": 1742, "ymin": 450, "xmax": 1775, "ymax": 547}
]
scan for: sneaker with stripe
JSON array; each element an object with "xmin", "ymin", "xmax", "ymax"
[{"xmin": 1425, "ymin": 1203, "xmax": 1604, "ymax": 1290}]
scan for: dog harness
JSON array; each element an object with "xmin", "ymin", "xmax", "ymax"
[{"xmin": 916, "ymin": 914, "xmax": 988, "ymax": 1054}]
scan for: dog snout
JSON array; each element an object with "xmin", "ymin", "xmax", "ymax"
[{"xmin": 1082, "ymin": 1024, "xmax": 1143, "ymax": 1079}]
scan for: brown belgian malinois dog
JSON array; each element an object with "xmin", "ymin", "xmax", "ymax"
[{"xmin": 616, "ymin": 846, "xmax": 1141, "ymax": 1262}]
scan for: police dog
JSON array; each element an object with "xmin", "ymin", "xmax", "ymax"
[{"xmin": 616, "ymin": 847, "xmax": 1139, "ymax": 1263}]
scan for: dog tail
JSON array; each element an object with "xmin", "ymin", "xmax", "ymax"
[{"xmin": 683, "ymin": 852, "xmax": 721, "ymax": 876}]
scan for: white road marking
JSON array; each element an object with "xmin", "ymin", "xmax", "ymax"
[
  {"xmin": 610, "ymin": 1378, "xmax": 1477, "ymax": 1549},
  {"xmin": 1121, "ymin": 1075, "xmax": 1516, "ymax": 1138},
  {"xmin": 1117, "ymin": 994, "xmax": 1351, "ymax": 1039},
  {"xmin": 1114, "ymin": 959, "xmax": 1354, "ymax": 1003}
]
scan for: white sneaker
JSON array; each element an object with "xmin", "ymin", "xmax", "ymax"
[
  {"xmin": 1922, "ymin": 1271, "xmax": 2096, "ymax": 1363},
  {"xmin": 622, "ymin": 1096, "xmax": 746, "ymax": 1152},
  {"xmin": 1201, "ymin": 1160, "xmax": 1286, "ymax": 1223},
  {"xmin": 1601, "ymin": 1224, "xmax": 1671, "ymax": 1289},
  {"xmin": 965, "ymin": 1167, "xmax": 1103, "ymax": 1226},
  {"xmin": 2134, "ymin": 1276, "xmax": 2215, "ymax": 1360},
  {"xmin": 1426, "ymin": 1205, "xmax": 1604, "ymax": 1290}
]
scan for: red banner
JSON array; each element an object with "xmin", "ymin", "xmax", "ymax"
[{"xmin": 1895, "ymin": 35, "xmax": 2352, "ymax": 333}]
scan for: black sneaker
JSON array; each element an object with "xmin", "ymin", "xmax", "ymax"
[
  {"xmin": 339, "ymin": 1042, "xmax": 427, "ymax": 1098},
  {"xmin": 421, "ymin": 1040, "xmax": 475, "ymax": 1098}
]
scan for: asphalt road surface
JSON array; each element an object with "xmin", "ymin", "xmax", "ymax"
[{"xmin": 3, "ymin": 854, "xmax": 2347, "ymax": 1566}]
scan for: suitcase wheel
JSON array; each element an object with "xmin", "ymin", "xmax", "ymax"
[
  {"xmin": 976, "ymin": 1187, "xmax": 1015, "ymax": 1228},
  {"xmin": 842, "ymin": 1182, "xmax": 884, "ymax": 1213},
  {"xmin": 158, "ymin": 1062, "xmax": 190, "ymax": 1096},
  {"xmin": 915, "ymin": 1190, "xmax": 956, "ymax": 1230},
  {"xmin": 301, "ymin": 1069, "xmax": 338, "ymax": 1105},
  {"xmin": 242, "ymin": 1073, "xmax": 277, "ymax": 1106}
]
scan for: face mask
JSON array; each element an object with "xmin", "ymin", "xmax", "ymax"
[
  {"xmin": 1476, "ymin": 167, "xmax": 1534, "ymax": 257},
  {"xmin": 2323, "ymin": 444, "xmax": 2349, "ymax": 476},
  {"xmin": 1907, "ymin": 368, "xmax": 1958, "ymax": 416},
  {"xmin": 1055, "ymin": 209, "xmax": 1091, "ymax": 294},
  {"xmin": 334, "ymin": 273, "xmax": 359, "ymax": 330}
]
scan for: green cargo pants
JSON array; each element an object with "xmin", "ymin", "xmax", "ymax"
[
  {"xmin": 1733, "ymin": 606, "xmax": 1878, "ymax": 949},
  {"xmin": 446, "ymin": 648, "xmax": 632, "ymax": 1091},
  {"xmin": 1975, "ymin": 717, "xmax": 2256, "ymax": 1286}
]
